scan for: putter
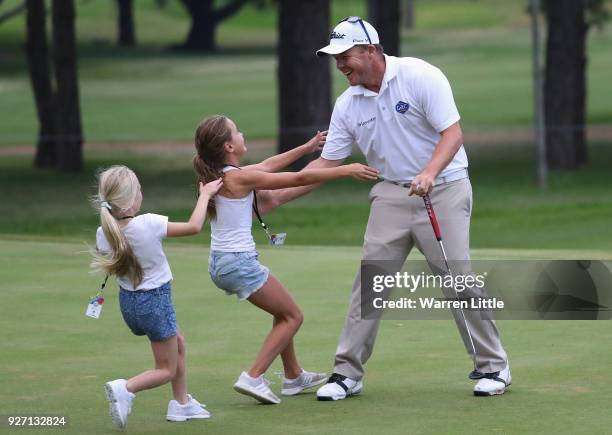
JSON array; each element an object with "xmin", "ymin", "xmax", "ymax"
[{"xmin": 422, "ymin": 193, "xmax": 478, "ymax": 371}]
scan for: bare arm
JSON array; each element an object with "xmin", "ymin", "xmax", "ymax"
[
  {"xmin": 166, "ymin": 179, "xmax": 223, "ymax": 237},
  {"xmin": 273, "ymin": 157, "xmax": 344, "ymax": 206},
  {"xmin": 231, "ymin": 162, "xmax": 377, "ymax": 194},
  {"xmin": 242, "ymin": 131, "xmax": 327, "ymax": 173},
  {"xmin": 253, "ymin": 190, "xmax": 279, "ymax": 216},
  {"xmin": 408, "ymin": 122, "xmax": 463, "ymax": 196},
  {"xmin": 255, "ymin": 157, "xmax": 344, "ymax": 214}
]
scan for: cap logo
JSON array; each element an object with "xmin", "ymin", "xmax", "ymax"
[{"xmin": 330, "ymin": 31, "xmax": 346, "ymax": 40}]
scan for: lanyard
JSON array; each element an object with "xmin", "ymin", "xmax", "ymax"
[
  {"xmin": 251, "ymin": 187, "xmax": 272, "ymax": 238},
  {"xmin": 99, "ymin": 274, "xmax": 109, "ymax": 292},
  {"xmin": 96, "ymin": 274, "xmax": 109, "ymax": 300}
]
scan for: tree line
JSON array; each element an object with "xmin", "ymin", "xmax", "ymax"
[{"xmin": 2, "ymin": 0, "xmax": 607, "ymax": 172}]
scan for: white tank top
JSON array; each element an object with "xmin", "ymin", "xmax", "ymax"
[{"xmin": 210, "ymin": 166, "xmax": 256, "ymax": 252}]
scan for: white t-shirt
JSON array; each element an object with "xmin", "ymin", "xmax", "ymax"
[
  {"xmin": 96, "ymin": 213, "xmax": 172, "ymax": 291},
  {"xmin": 322, "ymin": 55, "xmax": 468, "ymax": 182}
]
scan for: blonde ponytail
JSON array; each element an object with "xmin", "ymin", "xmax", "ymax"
[{"xmin": 91, "ymin": 166, "xmax": 144, "ymax": 288}]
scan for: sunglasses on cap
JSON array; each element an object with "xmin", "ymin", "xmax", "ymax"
[{"xmin": 339, "ymin": 16, "xmax": 372, "ymax": 45}]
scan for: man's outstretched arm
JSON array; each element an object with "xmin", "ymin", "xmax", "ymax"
[{"xmin": 255, "ymin": 157, "xmax": 344, "ymax": 215}]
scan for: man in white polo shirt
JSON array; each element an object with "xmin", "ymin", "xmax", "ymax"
[{"xmin": 275, "ymin": 16, "xmax": 510, "ymax": 400}]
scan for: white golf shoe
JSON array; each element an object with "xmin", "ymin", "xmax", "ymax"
[
  {"xmin": 473, "ymin": 365, "xmax": 512, "ymax": 396},
  {"xmin": 316, "ymin": 373, "xmax": 363, "ymax": 401},
  {"xmin": 104, "ymin": 379, "xmax": 135, "ymax": 430},
  {"xmin": 281, "ymin": 369, "xmax": 328, "ymax": 396},
  {"xmin": 233, "ymin": 372, "xmax": 281, "ymax": 404},
  {"xmin": 166, "ymin": 394, "xmax": 211, "ymax": 421}
]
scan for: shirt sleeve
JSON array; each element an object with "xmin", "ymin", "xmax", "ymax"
[
  {"xmin": 95, "ymin": 227, "xmax": 111, "ymax": 254},
  {"xmin": 144, "ymin": 214, "xmax": 168, "ymax": 240},
  {"xmin": 321, "ymin": 98, "xmax": 354, "ymax": 161},
  {"xmin": 418, "ymin": 66, "xmax": 461, "ymax": 133}
]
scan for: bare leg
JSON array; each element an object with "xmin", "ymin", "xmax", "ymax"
[
  {"xmin": 125, "ymin": 336, "xmax": 179, "ymax": 395},
  {"xmin": 170, "ymin": 329, "xmax": 189, "ymax": 404},
  {"xmin": 246, "ymin": 274, "xmax": 303, "ymax": 378},
  {"xmin": 275, "ymin": 318, "xmax": 302, "ymax": 379}
]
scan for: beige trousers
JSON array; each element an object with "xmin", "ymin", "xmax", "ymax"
[{"xmin": 333, "ymin": 178, "xmax": 508, "ymax": 380}]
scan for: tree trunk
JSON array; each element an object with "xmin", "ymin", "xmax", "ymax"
[
  {"xmin": 179, "ymin": 0, "xmax": 215, "ymax": 51},
  {"xmin": 367, "ymin": 0, "xmax": 378, "ymax": 29},
  {"xmin": 368, "ymin": 0, "xmax": 400, "ymax": 56},
  {"xmin": 52, "ymin": 0, "xmax": 83, "ymax": 172},
  {"xmin": 25, "ymin": 0, "xmax": 57, "ymax": 168},
  {"xmin": 572, "ymin": 16, "xmax": 588, "ymax": 165},
  {"xmin": 117, "ymin": 0, "xmax": 136, "ymax": 47},
  {"xmin": 278, "ymin": 0, "xmax": 331, "ymax": 169},
  {"xmin": 178, "ymin": 0, "xmax": 247, "ymax": 52},
  {"xmin": 544, "ymin": 0, "xmax": 588, "ymax": 169},
  {"xmin": 403, "ymin": 0, "xmax": 414, "ymax": 30}
]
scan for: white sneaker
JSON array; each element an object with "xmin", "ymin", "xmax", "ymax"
[
  {"xmin": 316, "ymin": 373, "xmax": 363, "ymax": 401},
  {"xmin": 281, "ymin": 369, "xmax": 328, "ymax": 396},
  {"xmin": 104, "ymin": 379, "xmax": 135, "ymax": 429},
  {"xmin": 166, "ymin": 394, "xmax": 211, "ymax": 421},
  {"xmin": 473, "ymin": 365, "xmax": 512, "ymax": 396},
  {"xmin": 233, "ymin": 372, "xmax": 280, "ymax": 404}
]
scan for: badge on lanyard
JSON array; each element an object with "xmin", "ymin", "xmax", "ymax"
[
  {"xmin": 86, "ymin": 295, "xmax": 105, "ymax": 319},
  {"xmin": 86, "ymin": 275, "xmax": 108, "ymax": 319},
  {"xmin": 269, "ymin": 232, "xmax": 287, "ymax": 246}
]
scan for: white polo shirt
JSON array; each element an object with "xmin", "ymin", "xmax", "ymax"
[{"xmin": 322, "ymin": 55, "xmax": 468, "ymax": 182}]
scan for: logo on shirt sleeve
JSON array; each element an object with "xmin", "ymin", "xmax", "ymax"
[{"xmin": 395, "ymin": 101, "xmax": 410, "ymax": 114}]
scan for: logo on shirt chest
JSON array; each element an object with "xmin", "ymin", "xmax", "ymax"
[
  {"xmin": 395, "ymin": 101, "xmax": 410, "ymax": 114},
  {"xmin": 357, "ymin": 116, "xmax": 376, "ymax": 127}
]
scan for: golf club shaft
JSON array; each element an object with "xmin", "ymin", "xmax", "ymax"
[{"xmin": 422, "ymin": 194, "xmax": 478, "ymax": 368}]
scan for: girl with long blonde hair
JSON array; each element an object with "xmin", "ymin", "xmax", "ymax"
[{"xmin": 92, "ymin": 165, "xmax": 222, "ymax": 429}]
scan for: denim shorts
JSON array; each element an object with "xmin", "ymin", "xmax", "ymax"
[
  {"xmin": 119, "ymin": 281, "xmax": 177, "ymax": 342},
  {"xmin": 208, "ymin": 251, "xmax": 270, "ymax": 300}
]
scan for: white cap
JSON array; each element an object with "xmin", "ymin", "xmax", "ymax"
[{"xmin": 316, "ymin": 18, "xmax": 379, "ymax": 57}]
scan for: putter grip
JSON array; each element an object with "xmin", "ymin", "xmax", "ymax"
[{"xmin": 423, "ymin": 194, "xmax": 442, "ymax": 241}]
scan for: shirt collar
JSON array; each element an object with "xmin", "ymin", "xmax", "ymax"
[{"xmin": 347, "ymin": 54, "xmax": 399, "ymax": 97}]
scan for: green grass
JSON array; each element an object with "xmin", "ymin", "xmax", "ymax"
[
  {"xmin": 1, "ymin": 0, "xmax": 611, "ymax": 144},
  {"xmin": 1, "ymin": 240, "xmax": 612, "ymax": 434}
]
